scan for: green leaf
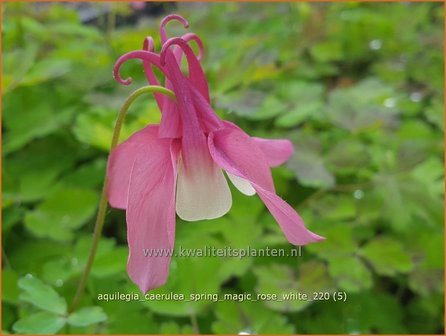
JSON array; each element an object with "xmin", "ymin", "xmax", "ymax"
[
  {"xmin": 20, "ymin": 59, "xmax": 71, "ymax": 87},
  {"xmin": 359, "ymin": 237, "xmax": 413, "ymax": 276},
  {"xmin": 254, "ymin": 262, "xmax": 334, "ymax": 312},
  {"xmin": 175, "ymin": 216, "xmax": 254, "ymax": 282},
  {"xmin": 348, "ymin": 292, "xmax": 407, "ymax": 333},
  {"xmin": 305, "ymin": 225, "xmax": 357, "ymax": 260},
  {"xmin": 424, "ymin": 98, "xmax": 444, "ymax": 131},
  {"xmin": 311, "ymin": 41, "xmax": 344, "ymax": 62},
  {"xmin": 298, "ymin": 291, "xmax": 407, "ymax": 333},
  {"xmin": 143, "ymin": 235, "xmax": 222, "ymax": 316},
  {"xmin": 2, "ymin": 304, "xmax": 15, "ymax": 333},
  {"xmin": 92, "ymin": 248, "xmax": 128, "ymax": 277},
  {"xmin": 274, "ymin": 81, "xmax": 325, "ymax": 127},
  {"xmin": 2, "ymin": 269, "xmax": 20, "ymax": 304},
  {"xmin": 409, "ymin": 268, "xmax": 444, "ymax": 297},
  {"xmin": 3, "ymin": 87, "xmax": 76, "ymax": 154},
  {"xmin": 216, "ymin": 90, "xmax": 285, "ymax": 120},
  {"xmin": 374, "ymin": 174, "xmax": 412, "ymax": 231},
  {"xmin": 227, "ymin": 185, "xmax": 265, "ymax": 222},
  {"xmin": 309, "ymin": 195, "xmax": 356, "ymax": 221},
  {"xmin": 41, "ymin": 236, "xmax": 121, "ymax": 285},
  {"xmin": 67, "ymin": 306, "xmax": 107, "ymax": 327},
  {"xmin": 275, "ymin": 100, "xmax": 323, "ymax": 127},
  {"xmin": 9, "ymin": 240, "xmax": 70, "ymax": 273},
  {"xmin": 99, "ymin": 289, "xmax": 159, "ymax": 334},
  {"xmin": 13, "ymin": 312, "xmax": 66, "ymax": 334},
  {"xmin": 47, "ymin": 22, "xmax": 102, "ymax": 39},
  {"xmin": 328, "ymin": 256, "xmax": 373, "ymax": 292},
  {"xmin": 411, "ymin": 158, "xmax": 444, "ymax": 198},
  {"xmin": 325, "ymin": 140, "xmax": 371, "ymax": 174},
  {"xmin": 72, "ymin": 110, "xmax": 116, "ymax": 151},
  {"xmin": 3, "ymin": 134, "xmax": 78, "ymax": 203},
  {"xmin": 159, "ymin": 322, "xmax": 194, "ymax": 334},
  {"xmin": 212, "ymin": 299, "xmax": 295, "ymax": 334},
  {"xmin": 2, "ymin": 46, "xmax": 38, "ymax": 93},
  {"xmin": 74, "ymin": 235, "xmax": 116, "ymax": 262},
  {"xmin": 159, "ymin": 322, "xmax": 181, "ymax": 334},
  {"xmin": 287, "ymin": 136, "xmax": 335, "ymax": 188},
  {"xmin": 18, "ymin": 275, "xmax": 67, "ymax": 314},
  {"xmin": 73, "ymin": 105, "xmax": 159, "ymax": 151},
  {"xmin": 25, "ymin": 188, "xmax": 99, "ymax": 241},
  {"xmin": 406, "ymin": 295, "xmax": 444, "ymax": 333},
  {"xmin": 252, "ymin": 95, "xmax": 289, "ymax": 120},
  {"xmin": 326, "ymin": 78, "xmax": 397, "ymax": 132},
  {"xmin": 41, "ymin": 258, "xmax": 81, "ymax": 287},
  {"xmin": 60, "ymin": 158, "xmax": 106, "ymax": 189},
  {"xmin": 2, "ymin": 206, "xmax": 25, "ymax": 232}
]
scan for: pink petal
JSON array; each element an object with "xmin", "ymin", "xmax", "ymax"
[
  {"xmin": 126, "ymin": 137, "xmax": 179, "ymax": 293},
  {"xmin": 222, "ymin": 121, "xmax": 294, "ymax": 167},
  {"xmin": 106, "ymin": 125, "xmax": 158, "ymax": 209},
  {"xmin": 254, "ymin": 187, "xmax": 324, "ymax": 245},
  {"xmin": 252, "ymin": 137, "xmax": 294, "ymax": 167},
  {"xmin": 158, "ymin": 89, "xmax": 182, "ymax": 139},
  {"xmin": 208, "ymin": 127, "xmax": 275, "ymax": 192},
  {"xmin": 208, "ymin": 127, "xmax": 324, "ymax": 245}
]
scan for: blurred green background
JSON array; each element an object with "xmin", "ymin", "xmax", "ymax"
[{"xmin": 2, "ymin": 2, "xmax": 444, "ymax": 334}]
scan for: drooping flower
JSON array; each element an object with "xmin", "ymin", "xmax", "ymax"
[{"xmin": 108, "ymin": 14, "xmax": 324, "ymax": 293}]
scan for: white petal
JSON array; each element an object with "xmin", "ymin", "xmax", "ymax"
[
  {"xmin": 227, "ymin": 172, "xmax": 256, "ymax": 196},
  {"xmin": 176, "ymin": 159, "xmax": 232, "ymax": 221}
]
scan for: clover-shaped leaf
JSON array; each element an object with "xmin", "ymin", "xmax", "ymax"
[
  {"xmin": 18, "ymin": 275, "xmax": 67, "ymax": 315},
  {"xmin": 67, "ymin": 307, "xmax": 107, "ymax": 327}
]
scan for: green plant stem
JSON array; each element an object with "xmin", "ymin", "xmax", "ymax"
[
  {"xmin": 69, "ymin": 85, "xmax": 175, "ymax": 313},
  {"xmin": 190, "ymin": 312, "xmax": 200, "ymax": 334}
]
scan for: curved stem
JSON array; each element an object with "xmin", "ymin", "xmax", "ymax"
[{"xmin": 69, "ymin": 85, "xmax": 176, "ymax": 313}]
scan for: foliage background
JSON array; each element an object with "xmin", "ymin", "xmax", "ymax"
[{"xmin": 2, "ymin": 2, "xmax": 444, "ymax": 334}]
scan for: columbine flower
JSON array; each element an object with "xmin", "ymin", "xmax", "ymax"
[{"xmin": 108, "ymin": 14, "xmax": 323, "ymax": 293}]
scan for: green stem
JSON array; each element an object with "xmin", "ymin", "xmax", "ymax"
[
  {"xmin": 69, "ymin": 85, "xmax": 175, "ymax": 313},
  {"xmin": 190, "ymin": 312, "xmax": 200, "ymax": 334}
]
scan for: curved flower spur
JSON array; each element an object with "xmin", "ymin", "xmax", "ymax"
[{"xmin": 109, "ymin": 14, "xmax": 324, "ymax": 293}]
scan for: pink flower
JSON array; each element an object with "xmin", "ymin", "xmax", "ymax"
[
  {"xmin": 108, "ymin": 14, "xmax": 324, "ymax": 293},
  {"xmin": 130, "ymin": 2, "xmax": 145, "ymax": 10}
]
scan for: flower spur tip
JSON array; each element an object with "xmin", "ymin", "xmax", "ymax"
[
  {"xmin": 161, "ymin": 14, "xmax": 189, "ymax": 28},
  {"xmin": 113, "ymin": 70, "xmax": 133, "ymax": 86},
  {"xmin": 160, "ymin": 14, "xmax": 190, "ymax": 43},
  {"xmin": 182, "ymin": 33, "xmax": 204, "ymax": 61},
  {"xmin": 143, "ymin": 36, "xmax": 155, "ymax": 52},
  {"xmin": 113, "ymin": 50, "xmax": 167, "ymax": 87},
  {"xmin": 121, "ymin": 78, "xmax": 133, "ymax": 86}
]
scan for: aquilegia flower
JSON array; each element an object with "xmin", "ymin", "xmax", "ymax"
[{"xmin": 108, "ymin": 14, "xmax": 324, "ymax": 293}]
